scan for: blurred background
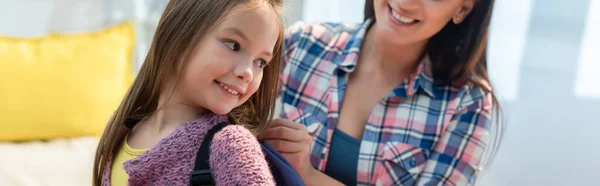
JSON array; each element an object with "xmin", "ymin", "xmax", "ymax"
[{"xmin": 0, "ymin": 0, "xmax": 598, "ymax": 185}]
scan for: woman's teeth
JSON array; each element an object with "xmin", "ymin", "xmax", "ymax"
[
  {"xmin": 219, "ymin": 83, "xmax": 240, "ymax": 95},
  {"xmin": 391, "ymin": 10, "xmax": 416, "ymax": 24}
]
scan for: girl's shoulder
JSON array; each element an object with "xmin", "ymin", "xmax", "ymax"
[
  {"xmin": 210, "ymin": 124, "xmax": 263, "ymax": 159},
  {"xmin": 209, "ymin": 124, "xmax": 275, "ymax": 185},
  {"xmin": 214, "ymin": 124, "xmax": 256, "ymax": 142}
]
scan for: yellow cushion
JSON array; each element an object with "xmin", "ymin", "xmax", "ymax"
[{"xmin": 0, "ymin": 22, "xmax": 135, "ymax": 141}]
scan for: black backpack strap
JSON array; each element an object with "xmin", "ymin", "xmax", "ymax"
[
  {"xmin": 124, "ymin": 118, "xmax": 141, "ymax": 129},
  {"xmin": 189, "ymin": 122, "xmax": 229, "ymax": 186}
]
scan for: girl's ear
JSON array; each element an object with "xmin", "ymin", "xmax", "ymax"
[{"xmin": 453, "ymin": 0, "xmax": 475, "ymax": 24}]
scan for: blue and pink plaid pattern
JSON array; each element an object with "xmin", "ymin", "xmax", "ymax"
[{"xmin": 279, "ymin": 19, "xmax": 493, "ymax": 186}]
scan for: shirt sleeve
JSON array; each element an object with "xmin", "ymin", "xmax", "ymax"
[
  {"xmin": 283, "ymin": 21, "xmax": 306, "ymax": 62},
  {"xmin": 416, "ymin": 92, "xmax": 494, "ymax": 186},
  {"xmin": 280, "ymin": 21, "xmax": 307, "ymax": 90},
  {"xmin": 209, "ymin": 125, "xmax": 275, "ymax": 186}
]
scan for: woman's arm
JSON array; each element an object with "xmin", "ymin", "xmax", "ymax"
[
  {"xmin": 304, "ymin": 167, "xmax": 345, "ymax": 186},
  {"xmin": 210, "ymin": 125, "xmax": 275, "ymax": 186},
  {"xmin": 415, "ymin": 92, "xmax": 494, "ymax": 186}
]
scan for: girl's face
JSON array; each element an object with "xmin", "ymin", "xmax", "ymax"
[
  {"xmin": 178, "ymin": 4, "xmax": 280, "ymax": 115},
  {"xmin": 372, "ymin": 0, "xmax": 474, "ymax": 45}
]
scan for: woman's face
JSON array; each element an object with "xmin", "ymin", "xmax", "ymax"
[
  {"xmin": 372, "ymin": 0, "xmax": 474, "ymax": 45},
  {"xmin": 177, "ymin": 4, "xmax": 280, "ymax": 115}
]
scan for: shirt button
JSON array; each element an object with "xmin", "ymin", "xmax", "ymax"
[
  {"xmin": 320, "ymin": 153, "xmax": 326, "ymax": 159},
  {"xmin": 476, "ymin": 166, "xmax": 484, "ymax": 172},
  {"xmin": 409, "ymin": 158, "xmax": 417, "ymax": 167}
]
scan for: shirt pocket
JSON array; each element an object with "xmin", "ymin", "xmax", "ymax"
[{"xmin": 378, "ymin": 142, "xmax": 429, "ymax": 185}]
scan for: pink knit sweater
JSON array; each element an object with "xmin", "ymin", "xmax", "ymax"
[{"xmin": 101, "ymin": 113, "xmax": 275, "ymax": 186}]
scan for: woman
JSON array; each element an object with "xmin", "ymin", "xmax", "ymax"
[{"xmin": 260, "ymin": 0, "xmax": 503, "ymax": 185}]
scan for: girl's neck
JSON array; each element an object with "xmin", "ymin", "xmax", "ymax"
[
  {"xmin": 145, "ymin": 89, "xmax": 208, "ymax": 133},
  {"xmin": 361, "ymin": 21, "xmax": 428, "ymax": 75}
]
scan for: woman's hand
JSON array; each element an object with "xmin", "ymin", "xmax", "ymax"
[{"xmin": 259, "ymin": 118, "xmax": 316, "ymax": 182}]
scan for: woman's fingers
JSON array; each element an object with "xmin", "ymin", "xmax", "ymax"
[
  {"xmin": 264, "ymin": 139, "xmax": 306, "ymax": 153},
  {"xmin": 261, "ymin": 119, "xmax": 315, "ymax": 180},
  {"xmin": 269, "ymin": 118, "xmax": 307, "ymax": 131},
  {"xmin": 259, "ymin": 118, "xmax": 311, "ymax": 141},
  {"xmin": 260, "ymin": 126, "xmax": 304, "ymax": 142}
]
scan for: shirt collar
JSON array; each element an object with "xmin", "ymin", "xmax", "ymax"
[
  {"xmin": 334, "ymin": 18, "xmax": 373, "ymax": 72},
  {"xmin": 333, "ymin": 18, "xmax": 435, "ymax": 98},
  {"xmin": 386, "ymin": 56, "xmax": 435, "ymax": 99}
]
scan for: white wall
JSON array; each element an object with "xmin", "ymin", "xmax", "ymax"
[{"xmin": 0, "ymin": 0, "xmax": 163, "ymax": 74}]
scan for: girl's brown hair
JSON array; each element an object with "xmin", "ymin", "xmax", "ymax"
[
  {"xmin": 364, "ymin": 0, "xmax": 504, "ymax": 170},
  {"xmin": 92, "ymin": 0, "xmax": 284, "ymax": 185}
]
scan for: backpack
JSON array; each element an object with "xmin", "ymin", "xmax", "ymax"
[{"xmin": 189, "ymin": 122, "xmax": 306, "ymax": 186}]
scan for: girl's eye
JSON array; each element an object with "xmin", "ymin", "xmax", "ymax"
[
  {"xmin": 223, "ymin": 40, "xmax": 240, "ymax": 51},
  {"xmin": 255, "ymin": 59, "xmax": 268, "ymax": 69}
]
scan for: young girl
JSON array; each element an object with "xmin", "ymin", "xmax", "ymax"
[
  {"xmin": 262, "ymin": 0, "xmax": 503, "ymax": 185},
  {"xmin": 92, "ymin": 0, "xmax": 284, "ymax": 185}
]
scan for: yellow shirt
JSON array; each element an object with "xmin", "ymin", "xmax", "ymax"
[{"xmin": 110, "ymin": 135, "xmax": 149, "ymax": 186}]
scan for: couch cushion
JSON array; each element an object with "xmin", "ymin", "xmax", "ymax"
[{"xmin": 0, "ymin": 22, "xmax": 134, "ymax": 141}]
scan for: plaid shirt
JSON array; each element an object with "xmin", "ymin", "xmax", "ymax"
[{"xmin": 279, "ymin": 19, "xmax": 493, "ymax": 186}]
